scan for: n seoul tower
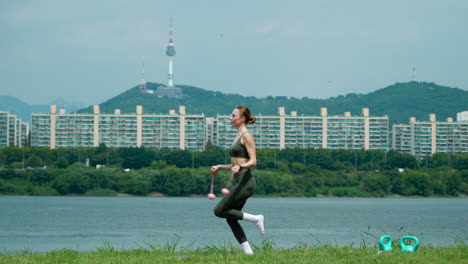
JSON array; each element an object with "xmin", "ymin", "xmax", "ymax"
[
  {"xmin": 166, "ymin": 17, "xmax": 176, "ymax": 87},
  {"xmin": 155, "ymin": 17, "xmax": 182, "ymax": 98}
]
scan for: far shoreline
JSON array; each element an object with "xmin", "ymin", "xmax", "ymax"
[{"xmin": 1, "ymin": 193, "xmax": 467, "ymax": 198}]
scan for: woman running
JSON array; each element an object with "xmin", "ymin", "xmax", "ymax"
[{"xmin": 211, "ymin": 106, "xmax": 264, "ymax": 255}]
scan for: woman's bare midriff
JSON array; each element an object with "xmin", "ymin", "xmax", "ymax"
[{"xmin": 231, "ymin": 157, "xmax": 249, "ymax": 166}]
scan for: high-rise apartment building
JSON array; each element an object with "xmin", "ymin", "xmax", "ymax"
[
  {"xmin": 31, "ymin": 105, "xmax": 206, "ymax": 150},
  {"xmin": 0, "ymin": 112, "xmax": 9, "ymax": 147},
  {"xmin": 25, "ymin": 106, "xmax": 468, "ymax": 158},
  {"xmin": 30, "ymin": 106, "xmax": 389, "ymax": 151},
  {"xmin": 140, "ymin": 106, "xmax": 205, "ymax": 150},
  {"xmin": 392, "ymin": 123, "xmax": 412, "ymax": 154},
  {"xmin": 392, "ymin": 114, "xmax": 468, "ymax": 158},
  {"xmin": 214, "ymin": 107, "xmax": 389, "ymax": 150},
  {"xmin": 20, "ymin": 123, "xmax": 29, "ymax": 147},
  {"xmin": 0, "ymin": 111, "xmax": 29, "ymax": 147}
]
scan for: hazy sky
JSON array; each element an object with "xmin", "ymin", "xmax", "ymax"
[{"xmin": 1, "ymin": 0, "xmax": 467, "ymax": 106}]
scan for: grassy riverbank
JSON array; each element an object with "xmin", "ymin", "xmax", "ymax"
[{"xmin": 1, "ymin": 242, "xmax": 466, "ymax": 264}]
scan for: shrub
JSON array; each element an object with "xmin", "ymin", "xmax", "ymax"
[
  {"xmin": 84, "ymin": 188, "xmax": 117, "ymax": 197},
  {"xmin": 30, "ymin": 185, "xmax": 59, "ymax": 196},
  {"xmin": 329, "ymin": 187, "xmax": 372, "ymax": 197}
]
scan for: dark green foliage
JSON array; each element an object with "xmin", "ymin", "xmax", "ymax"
[
  {"xmin": 119, "ymin": 147, "xmax": 155, "ymax": 169},
  {"xmin": 451, "ymin": 154, "xmax": 468, "ymax": 170},
  {"xmin": 29, "ymin": 185, "xmax": 59, "ymax": 196},
  {"xmin": 26, "ymin": 154, "xmax": 43, "ymax": 168},
  {"xmin": 84, "ymin": 188, "xmax": 117, "ymax": 197},
  {"xmin": 55, "ymin": 156, "xmax": 69, "ymax": 168},
  {"xmin": 118, "ymin": 171, "xmax": 151, "ymax": 195},
  {"xmin": 193, "ymin": 142, "xmax": 226, "ymax": 167},
  {"xmin": 157, "ymin": 167, "xmax": 194, "ymax": 196},
  {"xmin": 0, "ymin": 146, "xmax": 467, "ymax": 196},
  {"xmin": 89, "ymin": 167, "xmax": 121, "ymax": 190},
  {"xmin": 255, "ymin": 170, "xmax": 294, "ymax": 195},
  {"xmin": 0, "ymin": 168, "xmax": 17, "ymax": 180},
  {"xmin": 383, "ymin": 170, "xmax": 404, "ymax": 194},
  {"xmin": 360, "ymin": 174, "xmax": 391, "ymax": 196},
  {"xmin": 0, "ymin": 178, "xmax": 34, "ymax": 195},
  {"xmin": 189, "ymin": 167, "xmax": 223, "ymax": 195},
  {"xmin": 291, "ymin": 172, "xmax": 317, "ymax": 196},
  {"xmin": 328, "ymin": 186, "xmax": 371, "ymax": 197},
  {"xmin": 2, "ymin": 147, "xmax": 23, "ymax": 164},
  {"xmin": 325, "ymin": 171, "xmax": 357, "ymax": 187},
  {"xmin": 445, "ymin": 172, "xmax": 462, "ymax": 196},
  {"xmin": 400, "ymin": 170, "xmax": 433, "ymax": 196},
  {"xmin": 385, "ymin": 150, "xmax": 418, "ymax": 169},
  {"xmin": 161, "ymin": 150, "xmax": 192, "ymax": 168},
  {"xmin": 29, "ymin": 169, "xmax": 53, "ymax": 184},
  {"xmin": 52, "ymin": 163, "xmax": 92, "ymax": 194}
]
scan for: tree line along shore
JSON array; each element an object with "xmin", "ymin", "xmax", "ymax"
[{"xmin": 0, "ymin": 144, "xmax": 467, "ymax": 197}]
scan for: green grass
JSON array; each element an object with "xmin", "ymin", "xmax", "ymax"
[{"xmin": 1, "ymin": 239, "xmax": 466, "ymax": 264}]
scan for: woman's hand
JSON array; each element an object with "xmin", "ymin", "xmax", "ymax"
[
  {"xmin": 211, "ymin": 165, "xmax": 220, "ymax": 176},
  {"xmin": 231, "ymin": 165, "xmax": 241, "ymax": 174}
]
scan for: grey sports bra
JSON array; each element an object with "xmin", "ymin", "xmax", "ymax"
[{"xmin": 229, "ymin": 132, "xmax": 250, "ymax": 159}]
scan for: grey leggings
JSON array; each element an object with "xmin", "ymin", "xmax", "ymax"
[{"xmin": 213, "ymin": 169, "xmax": 256, "ymax": 244}]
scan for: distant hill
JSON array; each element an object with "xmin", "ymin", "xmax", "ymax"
[
  {"xmin": 0, "ymin": 96, "xmax": 48, "ymax": 122},
  {"xmin": 0, "ymin": 96, "xmax": 84, "ymax": 123},
  {"xmin": 78, "ymin": 81, "xmax": 468, "ymax": 125},
  {"xmin": 2, "ymin": 82, "xmax": 466, "ymax": 125}
]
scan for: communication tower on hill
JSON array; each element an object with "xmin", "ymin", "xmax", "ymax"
[
  {"xmin": 411, "ymin": 67, "xmax": 416, "ymax": 81},
  {"xmin": 140, "ymin": 58, "xmax": 147, "ymax": 91},
  {"xmin": 166, "ymin": 17, "xmax": 176, "ymax": 87},
  {"xmin": 156, "ymin": 17, "xmax": 182, "ymax": 98}
]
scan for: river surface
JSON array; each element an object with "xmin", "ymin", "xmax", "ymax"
[{"xmin": 0, "ymin": 196, "xmax": 466, "ymax": 253}]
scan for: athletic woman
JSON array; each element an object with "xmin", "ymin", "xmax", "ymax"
[{"xmin": 211, "ymin": 106, "xmax": 264, "ymax": 255}]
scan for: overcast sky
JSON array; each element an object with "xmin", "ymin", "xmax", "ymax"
[{"xmin": 1, "ymin": 0, "xmax": 467, "ymax": 106}]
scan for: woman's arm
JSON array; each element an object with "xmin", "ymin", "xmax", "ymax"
[{"xmin": 211, "ymin": 164, "xmax": 233, "ymax": 175}]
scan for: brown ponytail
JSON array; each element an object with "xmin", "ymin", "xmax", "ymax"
[{"xmin": 236, "ymin": 106, "xmax": 256, "ymax": 125}]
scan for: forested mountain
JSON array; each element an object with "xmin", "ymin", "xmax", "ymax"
[
  {"xmin": 2, "ymin": 82, "xmax": 466, "ymax": 125},
  {"xmin": 78, "ymin": 81, "xmax": 467, "ymax": 125}
]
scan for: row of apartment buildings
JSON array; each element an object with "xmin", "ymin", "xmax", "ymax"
[
  {"xmin": 28, "ymin": 105, "xmax": 468, "ymax": 158},
  {"xmin": 393, "ymin": 114, "xmax": 468, "ymax": 157},
  {"xmin": 0, "ymin": 111, "xmax": 29, "ymax": 148},
  {"xmin": 1, "ymin": 106, "xmax": 467, "ymax": 158},
  {"xmin": 30, "ymin": 105, "xmax": 389, "ymax": 151}
]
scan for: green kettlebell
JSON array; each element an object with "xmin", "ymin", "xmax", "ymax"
[
  {"xmin": 400, "ymin": 236, "xmax": 419, "ymax": 252},
  {"xmin": 378, "ymin": 235, "xmax": 393, "ymax": 252}
]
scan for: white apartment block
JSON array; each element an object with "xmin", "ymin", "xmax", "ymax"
[
  {"xmin": 0, "ymin": 111, "xmax": 29, "ymax": 148},
  {"xmin": 392, "ymin": 114, "xmax": 468, "ymax": 158},
  {"xmin": 30, "ymin": 106, "xmax": 389, "ymax": 151},
  {"xmin": 457, "ymin": 111, "xmax": 468, "ymax": 122},
  {"xmin": 214, "ymin": 107, "xmax": 389, "ymax": 150},
  {"xmin": 25, "ymin": 106, "xmax": 468, "ymax": 157},
  {"xmin": 31, "ymin": 105, "xmax": 206, "ymax": 150}
]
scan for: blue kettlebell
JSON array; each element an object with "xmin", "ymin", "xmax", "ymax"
[
  {"xmin": 400, "ymin": 236, "xmax": 419, "ymax": 252},
  {"xmin": 378, "ymin": 235, "xmax": 393, "ymax": 252}
]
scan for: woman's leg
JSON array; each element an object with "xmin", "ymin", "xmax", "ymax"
[
  {"xmin": 213, "ymin": 171, "xmax": 258, "ymax": 254},
  {"xmin": 227, "ymin": 219, "xmax": 247, "ymax": 243},
  {"xmin": 213, "ymin": 171, "xmax": 255, "ymax": 220}
]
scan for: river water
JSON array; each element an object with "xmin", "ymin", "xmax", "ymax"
[{"xmin": 0, "ymin": 196, "xmax": 466, "ymax": 253}]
